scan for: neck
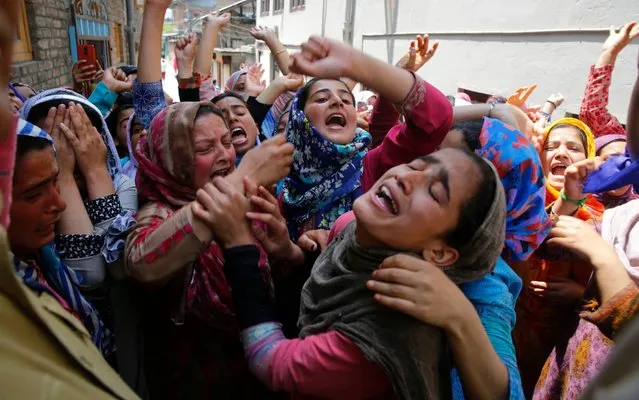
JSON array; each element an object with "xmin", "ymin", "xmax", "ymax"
[{"xmin": 354, "ymin": 221, "xmax": 383, "ymax": 249}]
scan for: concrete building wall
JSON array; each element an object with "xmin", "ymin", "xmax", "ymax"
[
  {"xmin": 257, "ymin": 0, "xmax": 639, "ymax": 121},
  {"xmin": 12, "ymin": 0, "xmax": 74, "ymax": 90},
  {"xmin": 109, "ymin": 0, "xmax": 129, "ymax": 65}
]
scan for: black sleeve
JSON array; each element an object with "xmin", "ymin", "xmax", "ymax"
[
  {"xmin": 179, "ymin": 87, "xmax": 200, "ymax": 102},
  {"xmin": 247, "ymin": 96, "xmax": 272, "ymax": 129},
  {"xmin": 223, "ymin": 245, "xmax": 277, "ymax": 329}
]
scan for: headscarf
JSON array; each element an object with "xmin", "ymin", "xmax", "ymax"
[
  {"xmin": 225, "ymin": 70, "xmax": 247, "ymax": 92},
  {"xmin": 298, "ymin": 158, "xmax": 506, "ymax": 400},
  {"xmin": 590, "ymin": 134, "xmax": 639, "ymax": 208},
  {"xmin": 8, "ymin": 83, "xmax": 27, "ymax": 103},
  {"xmin": 541, "ymin": 118, "xmax": 603, "ymax": 220},
  {"xmin": 122, "ymin": 112, "xmax": 139, "ymax": 179},
  {"xmin": 280, "ymin": 92, "xmax": 372, "ymax": 240},
  {"xmin": 476, "ymin": 117, "xmax": 550, "ymax": 262},
  {"xmin": 261, "ymin": 91, "xmax": 294, "ymax": 138},
  {"xmin": 12, "ymin": 119, "xmax": 114, "ymax": 355},
  {"xmin": 19, "ymin": 88, "xmax": 136, "ymax": 263},
  {"xmin": 135, "ymin": 102, "xmax": 271, "ymax": 329}
]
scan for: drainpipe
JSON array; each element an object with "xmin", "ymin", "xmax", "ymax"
[
  {"xmin": 125, "ymin": 0, "xmax": 136, "ymax": 64},
  {"xmin": 321, "ymin": 0, "xmax": 327, "ymax": 36},
  {"xmin": 343, "ymin": 0, "xmax": 356, "ymax": 45}
]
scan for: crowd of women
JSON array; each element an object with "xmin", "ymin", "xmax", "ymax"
[{"xmin": 2, "ymin": 0, "xmax": 639, "ymax": 399}]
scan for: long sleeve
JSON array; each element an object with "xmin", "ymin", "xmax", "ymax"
[
  {"xmin": 223, "ymin": 245, "xmax": 393, "ymax": 399},
  {"xmin": 247, "ymin": 96, "xmax": 272, "ymax": 132},
  {"xmin": 88, "ymin": 82, "xmax": 119, "ymax": 116},
  {"xmin": 125, "ymin": 202, "xmax": 212, "ymax": 284},
  {"xmin": 361, "ymin": 76, "xmax": 453, "ymax": 192},
  {"xmin": 178, "ymin": 74, "xmax": 202, "ymax": 102},
  {"xmin": 581, "ymin": 283, "xmax": 639, "ymax": 339},
  {"xmin": 133, "ymin": 79, "xmax": 167, "ymax": 131},
  {"xmin": 368, "ymin": 96, "xmax": 400, "ymax": 149},
  {"xmin": 579, "ymin": 65, "xmax": 626, "ymax": 136}
]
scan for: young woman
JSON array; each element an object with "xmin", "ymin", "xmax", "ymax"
[
  {"xmin": 512, "ymin": 118, "xmax": 605, "ymax": 396},
  {"xmin": 121, "ymin": 112, "xmax": 145, "ymax": 179},
  {"xmin": 593, "ymin": 134, "xmax": 638, "ymax": 208},
  {"xmin": 106, "ymin": 103, "xmax": 135, "ymax": 161}
]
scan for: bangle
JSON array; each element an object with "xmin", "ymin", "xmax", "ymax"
[
  {"xmin": 546, "ymin": 100, "xmax": 558, "ymax": 109},
  {"xmin": 487, "ymin": 102, "xmax": 495, "ymax": 118},
  {"xmin": 560, "ymin": 189, "xmax": 587, "ymax": 208},
  {"xmin": 273, "ymin": 48, "xmax": 287, "ymax": 56}
]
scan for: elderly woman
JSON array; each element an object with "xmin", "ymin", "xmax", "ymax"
[{"xmin": 512, "ymin": 118, "xmax": 605, "ymax": 396}]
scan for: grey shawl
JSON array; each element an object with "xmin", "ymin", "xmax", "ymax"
[{"xmin": 298, "ymin": 158, "xmax": 506, "ymax": 400}]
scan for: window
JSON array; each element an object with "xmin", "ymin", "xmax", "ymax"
[
  {"xmin": 14, "ymin": 0, "xmax": 32, "ymax": 62},
  {"xmin": 290, "ymin": 0, "xmax": 305, "ymax": 11},
  {"xmin": 113, "ymin": 23, "xmax": 124, "ymax": 62},
  {"xmin": 260, "ymin": 0, "xmax": 270, "ymax": 15},
  {"xmin": 273, "ymin": 0, "xmax": 284, "ymax": 13}
]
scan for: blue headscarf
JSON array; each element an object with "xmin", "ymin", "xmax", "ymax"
[
  {"xmin": 475, "ymin": 118, "xmax": 551, "ymax": 262},
  {"xmin": 19, "ymin": 88, "xmax": 136, "ymax": 263},
  {"xmin": 281, "ymin": 93, "xmax": 372, "ymax": 240},
  {"xmin": 13, "ymin": 119, "xmax": 115, "ymax": 355}
]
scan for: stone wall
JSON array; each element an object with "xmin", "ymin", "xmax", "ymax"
[
  {"xmin": 109, "ymin": 0, "xmax": 128, "ymax": 65},
  {"xmin": 12, "ymin": 0, "xmax": 73, "ymax": 91}
]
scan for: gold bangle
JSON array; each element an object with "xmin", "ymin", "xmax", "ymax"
[{"xmin": 274, "ymin": 48, "xmax": 288, "ymax": 56}]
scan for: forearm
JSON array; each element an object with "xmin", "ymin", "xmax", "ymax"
[
  {"xmin": 627, "ymin": 69, "xmax": 639, "ymax": 157},
  {"xmin": 194, "ymin": 23, "xmax": 221, "ymax": 76},
  {"xmin": 591, "ymin": 248, "xmax": 633, "ymax": 304},
  {"xmin": 84, "ymin": 168, "xmax": 116, "ymax": 200},
  {"xmin": 550, "ymin": 198, "xmax": 580, "ymax": 217},
  {"xmin": 596, "ymin": 49, "xmax": 618, "ymax": 68},
  {"xmin": 346, "ymin": 50, "xmax": 414, "ymax": 104},
  {"xmin": 453, "ymin": 104, "xmax": 518, "ymax": 130},
  {"xmin": 257, "ymin": 81, "xmax": 287, "ymax": 105},
  {"xmin": 176, "ymin": 59, "xmax": 194, "ymax": 80},
  {"xmin": 57, "ymin": 175, "xmax": 93, "ymax": 235},
  {"xmin": 266, "ymin": 38, "xmax": 290, "ymax": 75},
  {"xmin": 447, "ymin": 308, "xmax": 510, "ymax": 400},
  {"xmin": 137, "ymin": 4, "xmax": 166, "ymax": 83}
]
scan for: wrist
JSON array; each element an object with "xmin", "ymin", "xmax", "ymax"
[
  {"xmin": 444, "ymin": 298, "xmax": 478, "ymax": 340},
  {"xmin": 223, "ymin": 232, "xmax": 254, "ymax": 249},
  {"xmin": 82, "ymin": 165, "xmax": 111, "ymax": 184}
]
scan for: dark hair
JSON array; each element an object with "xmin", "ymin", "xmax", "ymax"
[
  {"xmin": 195, "ymin": 103, "xmax": 228, "ymax": 127},
  {"xmin": 106, "ymin": 104, "xmax": 134, "ymax": 137},
  {"xmin": 27, "ymin": 99, "xmax": 103, "ymax": 130},
  {"xmin": 439, "ymin": 150, "xmax": 497, "ymax": 250},
  {"xmin": 15, "ymin": 135, "xmax": 52, "ymax": 164},
  {"xmin": 297, "ymin": 78, "xmax": 355, "ymax": 111},
  {"xmin": 450, "ymin": 119, "xmax": 484, "ymax": 151},
  {"xmin": 211, "ymin": 91, "xmax": 247, "ymax": 105},
  {"xmin": 547, "ymin": 123, "xmax": 589, "ymax": 155}
]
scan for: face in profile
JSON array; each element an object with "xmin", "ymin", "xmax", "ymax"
[{"xmin": 303, "ymin": 79, "xmax": 358, "ymax": 145}]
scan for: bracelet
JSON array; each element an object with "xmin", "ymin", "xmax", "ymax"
[
  {"xmin": 546, "ymin": 100, "xmax": 558, "ymax": 109},
  {"xmin": 273, "ymin": 48, "xmax": 288, "ymax": 56},
  {"xmin": 539, "ymin": 110, "xmax": 552, "ymax": 122},
  {"xmin": 560, "ymin": 189, "xmax": 587, "ymax": 208},
  {"xmin": 487, "ymin": 102, "xmax": 495, "ymax": 118}
]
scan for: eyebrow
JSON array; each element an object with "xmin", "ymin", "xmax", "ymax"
[
  {"xmin": 417, "ymin": 156, "xmax": 450, "ymax": 202},
  {"xmin": 19, "ymin": 171, "xmax": 59, "ymax": 196}
]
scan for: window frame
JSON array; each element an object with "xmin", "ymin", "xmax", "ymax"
[
  {"xmin": 260, "ymin": 0, "xmax": 271, "ymax": 15},
  {"xmin": 273, "ymin": 0, "xmax": 284, "ymax": 14},
  {"xmin": 14, "ymin": 0, "xmax": 33, "ymax": 62},
  {"xmin": 290, "ymin": 0, "xmax": 305, "ymax": 11}
]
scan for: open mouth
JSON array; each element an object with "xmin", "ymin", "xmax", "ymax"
[
  {"xmin": 231, "ymin": 127, "xmax": 248, "ymax": 146},
  {"xmin": 374, "ymin": 185, "xmax": 398, "ymax": 215},
  {"xmin": 210, "ymin": 167, "xmax": 231, "ymax": 179},
  {"xmin": 325, "ymin": 113, "xmax": 346, "ymax": 128},
  {"xmin": 551, "ymin": 165, "xmax": 567, "ymax": 176}
]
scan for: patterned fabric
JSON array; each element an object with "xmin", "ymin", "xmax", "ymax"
[
  {"xmin": 122, "ymin": 112, "xmax": 139, "ymax": 179},
  {"xmin": 225, "ymin": 70, "xmax": 247, "ymax": 92},
  {"xmin": 579, "ymin": 64, "xmax": 626, "ymax": 137},
  {"xmin": 134, "ymin": 101, "xmax": 271, "ymax": 328},
  {"xmin": 19, "ymin": 89, "xmax": 136, "ymax": 264},
  {"xmin": 16, "ymin": 118, "xmax": 53, "ymax": 142},
  {"xmin": 55, "ymin": 234, "xmax": 103, "ymax": 259},
  {"xmin": 280, "ymin": 91, "xmax": 372, "ymax": 240},
  {"xmin": 241, "ymin": 322, "xmax": 286, "ymax": 382},
  {"xmin": 476, "ymin": 117, "xmax": 551, "ymax": 262},
  {"xmin": 261, "ymin": 91, "xmax": 294, "ymax": 138},
  {"xmin": 84, "ymin": 194, "xmax": 123, "ymax": 224},
  {"xmin": 133, "ymin": 79, "xmax": 166, "ymax": 131}
]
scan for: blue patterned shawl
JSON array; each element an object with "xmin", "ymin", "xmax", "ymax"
[
  {"xmin": 281, "ymin": 94, "xmax": 371, "ymax": 240},
  {"xmin": 12, "ymin": 120, "xmax": 115, "ymax": 355}
]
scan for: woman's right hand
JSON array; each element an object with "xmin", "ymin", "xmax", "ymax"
[
  {"xmin": 602, "ymin": 21, "xmax": 639, "ymax": 56},
  {"xmin": 289, "ymin": 36, "xmax": 356, "ymax": 79},
  {"xmin": 43, "ymin": 105, "xmax": 76, "ymax": 177},
  {"xmin": 395, "ymin": 34, "xmax": 439, "ymax": 72},
  {"xmin": 236, "ymin": 134, "xmax": 294, "ymax": 188}
]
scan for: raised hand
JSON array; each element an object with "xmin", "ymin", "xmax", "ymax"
[
  {"xmin": 193, "ymin": 177, "xmax": 254, "ymax": 248},
  {"xmin": 44, "ymin": 105, "xmax": 76, "ymax": 177},
  {"xmin": 205, "ymin": 12, "xmax": 231, "ymax": 30},
  {"xmin": 235, "ymin": 134, "xmax": 294, "ymax": 188},
  {"xmin": 507, "ymin": 84, "xmax": 537, "ymax": 109},
  {"xmin": 103, "ymin": 66, "xmax": 132, "ymax": 93},
  {"xmin": 249, "ymin": 25, "xmax": 278, "ymax": 43},
  {"xmin": 60, "ymin": 103, "xmax": 108, "ymax": 178},
  {"xmin": 276, "ymin": 73, "xmax": 304, "ymax": 92},
  {"xmin": 603, "ymin": 21, "xmax": 639, "ymax": 56},
  {"xmin": 175, "ymin": 33, "xmax": 199, "ymax": 78},
  {"xmin": 395, "ymin": 34, "xmax": 439, "ymax": 72},
  {"xmin": 246, "ymin": 63, "xmax": 267, "ymax": 97},
  {"xmin": 289, "ymin": 36, "xmax": 355, "ymax": 79},
  {"xmin": 546, "ymin": 93, "xmax": 565, "ymax": 109}
]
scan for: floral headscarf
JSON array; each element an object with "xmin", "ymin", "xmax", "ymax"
[
  {"xmin": 13, "ymin": 119, "xmax": 114, "ymax": 355},
  {"xmin": 280, "ymin": 92, "xmax": 372, "ymax": 240},
  {"xmin": 476, "ymin": 118, "xmax": 551, "ymax": 262},
  {"xmin": 261, "ymin": 91, "xmax": 294, "ymax": 139}
]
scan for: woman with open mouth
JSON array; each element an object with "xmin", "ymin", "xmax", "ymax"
[{"xmin": 511, "ymin": 117, "xmax": 605, "ymax": 396}]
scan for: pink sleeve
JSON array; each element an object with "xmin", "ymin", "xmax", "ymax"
[
  {"xmin": 579, "ymin": 64, "xmax": 626, "ymax": 136},
  {"xmin": 0, "ymin": 116, "xmax": 17, "ymax": 229},
  {"xmin": 267, "ymin": 330, "xmax": 392, "ymax": 398},
  {"xmin": 327, "ymin": 211, "xmax": 356, "ymax": 244},
  {"xmin": 362, "ymin": 77, "xmax": 453, "ymax": 192}
]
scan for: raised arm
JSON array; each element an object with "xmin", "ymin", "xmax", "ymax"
[
  {"xmin": 628, "ymin": 49, "xmax": 639, "ymax": 158},
  {"xmin": 250, "ymin": 26, "xmax": 291, "ymax": 75},
  {"xmin": 175, "ymin": 34, "xmax": 202, "ymax": 102},
  {"xmin": 580, "ymin": 22, "xmax": 639, "ymax": 136},
  {"xmin": 194, "ymin": 13, "xmax": 231, "ymax": 77}
]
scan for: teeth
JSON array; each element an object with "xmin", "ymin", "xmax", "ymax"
[
  {"xmin": 379, "ymin": 186, "xmax": 398, "ymax": 214},
  {"xmin": 232, "ymin": 128, "xmax": 244, "ymax": 135}
]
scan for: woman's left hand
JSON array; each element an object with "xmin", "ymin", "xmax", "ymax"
[
  {"xmin": 367, "ymin": 254, "xmax": 475, "ymax": 332},
  {"xmin": 62, "ymin": 103, "xmax": 108, "ymax": 178},
  {"xmin": 289, "ymin": 36, "xmax": 355, "ymax": 79},
  {"xmin": 563, "ymin": 157, "xmax": 604, "ymax": 201},
  {"xmin": 246, "ymin": 64, "xmax": 266, "ymax": 97},
  {"xmin": 529, "ymin": 276, "xmax": 585, "ymax": 305}
]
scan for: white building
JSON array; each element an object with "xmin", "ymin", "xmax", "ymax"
[{"xmin": 256, "ymin": 0, "xmax": 639, "ymax": 121}]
